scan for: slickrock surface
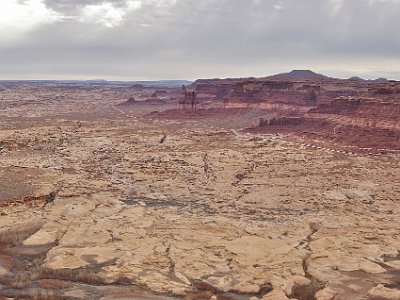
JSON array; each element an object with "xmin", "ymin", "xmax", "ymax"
[{"xmin": 0, "ymin": 82, "xmax": 399, "ymax": 299}]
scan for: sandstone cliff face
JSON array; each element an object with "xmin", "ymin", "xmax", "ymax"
[
  {"xmin": 191, "ymin": 75, "xmax": 400, "ymax": 153},
  {"xmin": 313, "ymin": 98, "xmax": 400, "ymax": 126},
  {"xmin": 256, "ymin": 95, "xmax": 400, "ymax": 152},
  {"xmin": 193, "ymin": 77, "xmax": 366, "ymax": 107}
]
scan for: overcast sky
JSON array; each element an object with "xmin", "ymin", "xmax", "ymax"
[{"xmin": 1, "ymin": 0, "xmax": 399, "ymax": 80}]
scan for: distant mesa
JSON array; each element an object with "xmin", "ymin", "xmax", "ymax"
[
  {"xmin": 193, "ymin": 70, "xmax": 396, "ymax": 83},
  {"xmin": 266, "ymin": 70, "xmax": 330, "ymax": 81}
]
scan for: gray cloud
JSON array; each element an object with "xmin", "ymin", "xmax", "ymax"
[
  {"xmin": 43, "ymin": 0, "xmax": 128, "ymax": 15},
  {"xmin": 1, "ymin": 0, "xmax": 400, "ymax": 80}
]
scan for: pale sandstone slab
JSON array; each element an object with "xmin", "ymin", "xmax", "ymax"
[{"xmin": 368, "ymin": 284, "xmax": 400, "ymax": 300}]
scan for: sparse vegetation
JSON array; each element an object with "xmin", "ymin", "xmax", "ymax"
[
  {"xmin": 0, "ymin": 221, "xmax": 45, "ymax": 246},
  {"xmin": 40, "ymin": 267, "xmax": 105, "ymax": 285}
]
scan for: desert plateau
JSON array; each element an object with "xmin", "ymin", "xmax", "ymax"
[{"xmin": 0, "ymin": 71, "xmax": 399, "ymax": 300}]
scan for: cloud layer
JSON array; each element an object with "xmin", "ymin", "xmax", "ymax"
[{"xmin": 1, "ymin": 0, "xmax": 400, "ymax": 80}]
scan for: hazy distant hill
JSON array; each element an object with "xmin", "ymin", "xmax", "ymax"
[
  {"xmin": 372, "ymin": 77, "xmax": 388, "ymax": 83},
  {"xmin": 348, "ymin": 76, "xmax": 365, "ymax": 81},
  {"xmin": 0, "ymin": 79, "xmax": 193, "ymax": 88}
]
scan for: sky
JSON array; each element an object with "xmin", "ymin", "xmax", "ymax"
[{"xmin": 0, "ymin": 0, "xmax": 399, "ymax": 81}]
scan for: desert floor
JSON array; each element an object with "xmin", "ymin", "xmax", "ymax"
[{"xmin": 0, "ymin": 84, "xmax": 399, "ymax": 300}]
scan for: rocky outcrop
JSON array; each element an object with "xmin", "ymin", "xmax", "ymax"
[
  {"xmin": 117, "ymin": 97, "xmax": 136, "ymax": 106},
  {"xmin": 259, "ymin": 116, "xmax": 303, "ymax": 127},
  {"xmin": 368, "ymin": 284, "xmax": 400, "ymax": 300}
]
